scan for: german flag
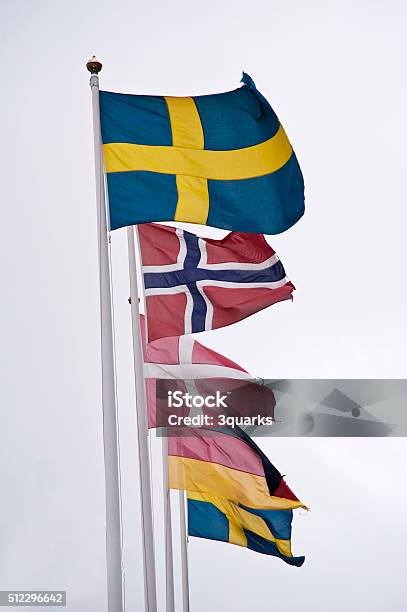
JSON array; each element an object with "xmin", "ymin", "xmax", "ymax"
[
  {"xmin": 188, "ymin": 490, "xmax": 305, "ymax": 566},
  {"xmin": 168, "ymin": 426, "xmax": 304, "ymax": 511}
]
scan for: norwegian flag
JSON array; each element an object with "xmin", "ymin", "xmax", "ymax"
[
  {"xmin": 139, "ymin": 223, "xmax": 294, "ymax": 342},
  {"xmin": 140, "ymin": 321, "xmax": 275, "ymax": 428}
]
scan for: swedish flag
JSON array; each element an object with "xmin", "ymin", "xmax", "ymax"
[
  {"xmin": 99, "ymin": 74, "xmax": 304, "ymax": 234},
  {"xmin": 188, "ymin": 491, "xmax": 305, "ymax": 566}
]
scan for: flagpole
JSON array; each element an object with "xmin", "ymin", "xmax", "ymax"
[
  {"xmin": 131, "ymin": 227, "xmax": 175, "ymax": 612},
  {"xmin": 179, "ymin": 491, "xmax": 190, "ymax": 612},
  {"xmin": 86, "ymin": 56, "xmax": 124, "ymax": 612},
  {"xmin": 162, "ymin": 437, "xmax": 175, "ymax": 612},
  {"xmin": 127, "ymin": 226, "xmax": 157, "ymax": 612}
]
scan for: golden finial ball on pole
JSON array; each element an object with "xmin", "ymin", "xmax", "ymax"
[{"xmin": 86, "ymin": 55, "xmax": 103, "ymax": 74}]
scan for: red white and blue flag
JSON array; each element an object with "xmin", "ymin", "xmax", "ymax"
[{"xmin": 138, "ymin": 223, "xmax": 294, "ymax": 342}]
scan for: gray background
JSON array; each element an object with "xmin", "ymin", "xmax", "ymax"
[{"xmin": 1, "ymin": 0, "xmax": 407, "ymax": 610}]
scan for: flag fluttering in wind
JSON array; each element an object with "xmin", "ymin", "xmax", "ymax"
[
  {"xmin": 168, "ymin": 426, "xmax": 304, "ymax": 511},
  {"xmin": 142, "ymin": 318, "xmax": 251, "ymax": 381},
  {"xmin": 188, "ymin": 491, "xmax": 305, "ymax": 566},
  {"xmin": 99, "ymin": 73, "xmax": 304, "ymax": 234},
  {"xmin": 139, "ymin": 223, "xmax": 294, "ymax": 341},
  {"xmin": 141, "ymin": 317, "xmax": 275, "ymax": 428}
]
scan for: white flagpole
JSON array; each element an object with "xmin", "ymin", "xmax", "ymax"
[
  {"xmin": 127, "ymin": 226, "xmax": 157, "ymax": 612},
  {"xmin": 86, "ymin": 56, "xmax": 124, "ymax": 612},
  {"xmin": 179, "ymin": 491, "xmax": 190, "ymax": 612},
  {"xmin": 162, "ymin": 437, "xmax": 175, "ymax": 612},
  {"xmin": 131, "ymin": 226, "xmax": 175, "ymax": 611}
]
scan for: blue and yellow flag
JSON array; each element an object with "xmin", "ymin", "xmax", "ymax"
[
  {"xmin": 188, "ymin": 491, "xmax": 305, "ymax": 566},
  {"xmin": 99, "ymin": 74, "xmax": 304, "ymax": 234}
]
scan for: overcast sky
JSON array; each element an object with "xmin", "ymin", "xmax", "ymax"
[{"xmin": 1, "ymin": 0, "xmax": 407, "ymax": 610}]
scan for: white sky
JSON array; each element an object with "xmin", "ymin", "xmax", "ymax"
[{"xmin": 1, "ymin": 0, "xmax": 407, "ymax": 610}]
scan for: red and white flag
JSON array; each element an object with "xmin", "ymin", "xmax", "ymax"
[
  {"xmin": 141, "ymin": 320, "xmax": 275, "ymax": 428},
  {"xmin": 139, "ymin": 223, "xmax": 294, "ymax": 342}
]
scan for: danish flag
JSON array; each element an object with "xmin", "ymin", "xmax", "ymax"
[
  {"xmin": 138, "ymin": 223, "xmax": 294, "ymax": 342},
  {"xmin": 140, "ymin": 319, "xmax": 275, "ymax": 428}
]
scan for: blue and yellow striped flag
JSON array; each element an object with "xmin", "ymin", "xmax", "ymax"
[{"xmin": 99, "ymin": 74, "xmax": 304, "ymax": 234}]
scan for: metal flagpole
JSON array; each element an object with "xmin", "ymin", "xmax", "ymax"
[
  {"xmin": 131, "ymin": 226, "xmax": 175, "ymax": 611},
  {"xmin": 134, "ymin": 226, "xmax": 175, "ymax": 612},
  {"xmin": 127, "ymin": 226, "xmax": 157, "ymax": 612},
  {"xmin": 179, "ymin": 491, "xmax": 190, "ymax": 612},
  {"xmin": 86, "ymin": 56, "xmax": 124, "ymax": 612},
  {"xmin": 162, "ymin": 436, "xmax": 175, "ymax": 612}
]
